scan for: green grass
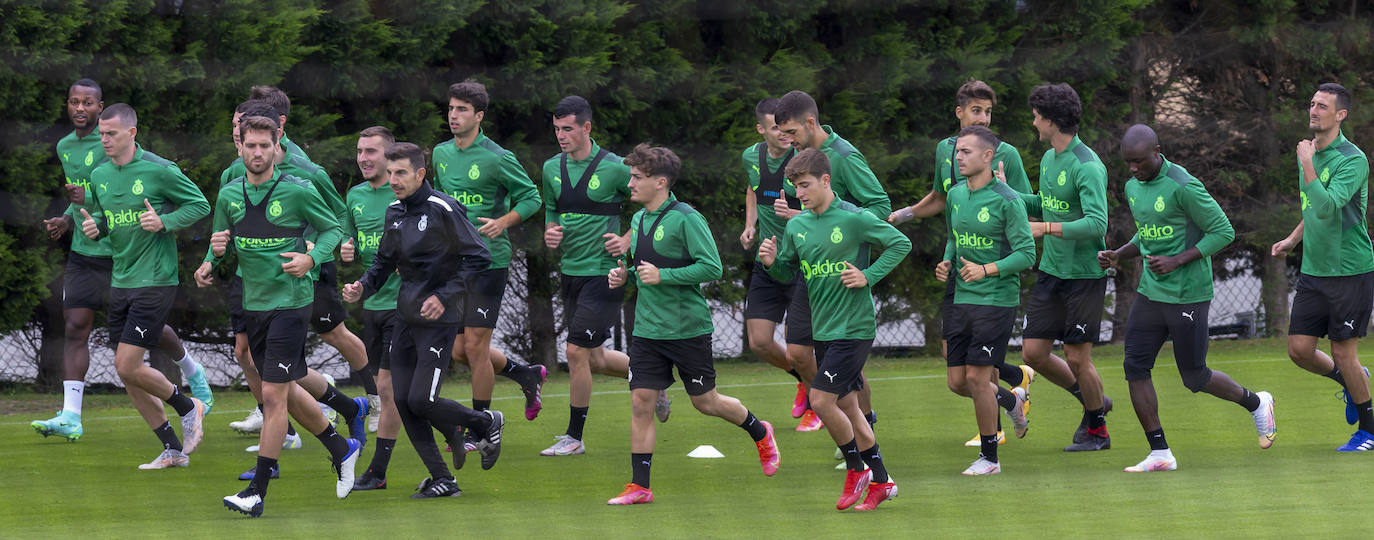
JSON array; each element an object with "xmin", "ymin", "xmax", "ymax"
[{"xmin": 1, "ymin": 337, "xmax": 1369, "ymax": 538}]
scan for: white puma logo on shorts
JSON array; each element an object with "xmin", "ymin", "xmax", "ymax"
[
  {"xmin": 429, "ymin": 347, "xmax": 442, "ymax": 358},
  {"xmin": 1074, "ymin": 323, "xmax": 1087, "ymax": 334},
  {"xmin": 690, "ymin": 376, "xmax": 705, "ymax": 386},
  {"xmin": 476, "ymin": 307, "xmax": 490, "ymax": 319},
  {"xmin": 823, "ymin": 371, "xmax": 837, "ymax": 383},
  {"xmin": 320, "ymin": 313, "xmax": 332, "ymax": 323},
  {"xmin": 276, "ymin": 362, "xmax": 289, "ymax": 372},
  {"xmin": 134, "ymin": 326, "xmax": 148, "ymax": 338},
  {"xmin": 1181, "ymin": 311, "xmax": 1195, "ymax": 321},
  {"xmin": 1345, "ymin": 320, "xmax": 1356, "ymax": 329},
  {"xmin": 585, "ymin": 329, "xmax": 595, "ymax": 339},
  {"xmin": 981, "ymin": 345, "xmax": 995, "ymax": 356}
]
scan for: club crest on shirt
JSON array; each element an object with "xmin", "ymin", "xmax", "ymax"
[
  {"xmin": 1320, "ymin": 167, "xmax": 1330, "ymax": 184},
  {"xmin": 977, "ymin": 206, "xmax": 990, "ymax": 223},
  {"xmin": 84, "ymin": 150, "xmax": 94, "ymax": 167},
  {"xmin": 418, "ymin": 214, "xmax": 428, "ymax": 231},
  {"xmin": 589, "ymin": 174, "xmax": 601, "ymax": 190},
  {"xmin": 132, "ymin": 179, "xmax": 144, "ymax": 195},
  {"xmin": 1154, "ymin": 196, "xmax": 1165, "ymax": 213},
  {"xmin": 654, "ymin": 225, "xmax": 664, "ymax": 242},
  {"xmin": 268, "ymin": 200, "xmax": 283, "ymax": 217},
  {"xmin": 1057, "ymin": 170, "xmax": 1067, "ymax": 186},
  {"xmin": 830, "ymin": 226, "xmax": 843, "ymax": 244},
  {"xmin": 469, "ymin": 163, "xmax": 481, "ymax": 180}
]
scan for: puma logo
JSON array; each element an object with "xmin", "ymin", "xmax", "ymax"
[
  {"xmin": 134, "ymin": 326, "xmax": 148, "ymax": 338},
  {"xmin": 1074, "ymin": 323, "xmax": 1087, "ymax": 334},
  {"xmin": 476, "ymin": 307, "xmax": 490, "ymax": 319},
  {"xmin": 1345, "ymin": 320, "xmax": 1356, "ymax": 329},
  {"xmin": 320, "ymin": 314, "xmax": 332, "ymax": 323},
  {"xmin": 1181, "ymin": 311, "xmax": 1195, "ymax": 321},
  {"xmin": 429, "ymin": 347, "xmax": 442, "ymax": 358},
  {"xmin": 981, "ymin": 345, "xmax": 995, "ymax": 356},
  {"xmin": 822, "ymin": 371, "xmax": 837, "ymax": 383},
  {"xmin": 276, "ymin": 362, "xmax": 289, "ymax": 371},
  {"xmin": 585, "ymin": 329, "xmax": 595, "ymax": 339},
  {"xmin": 690, "ymin": 376, "xmax": 705, "ymax": 386}
]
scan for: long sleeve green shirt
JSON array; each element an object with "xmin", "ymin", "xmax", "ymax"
[
  {"xmin": 624, "ymin": 195, "xmax": 721, "ymax": 340},
  {"xmin": 1021, "ymin": 135, "xmax": 1108, "ymax": 279},
  {"xmin": 766, "ymin": 197, "xmax": 912, "ymax": 341},
  {"xmin": 1124, "ymin": 157, "xmax": 1233, "ymax": 304},
  {"xmin": 87, "ymin": 146, "xmax": 210, "ymax": 288},
  {"xmin": 945, "ymin": 180, "xmax": 1036, "ymax": 307},
  {"xmin": 1298, "ymin": 132, "xmax": 1374, "ymax": 277},
  {"xmin": 432, "ymin": 132, "xmax": 542, "ymax": 269},
  {"xmin": 58, "ymin": 127, "xmax": 112, "ymax": 257},
  {"xmin": 343, "ymin": 181, "xmax": 401, "ymax": 311}
]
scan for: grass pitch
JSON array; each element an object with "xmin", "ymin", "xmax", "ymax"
[{"xmin": 2, "ymin": 338, "xmax": 1370, "ymax": 538}]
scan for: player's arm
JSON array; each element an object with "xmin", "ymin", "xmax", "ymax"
[
  {"xmin": 299, "ymin": 185, "xmax": 344, "ymax": 267},
  {"xmin": 157, "ymin": 166, "xmax": 211, "ymax": 231},
  {"xmin": 896, "ymin": 189, "xmax": 946, "ymax": 223},
  {"xmin": 658, "ymin": 212, "xmax": 723, "ymax": 286},
  {"xmin": 762, "ymin": 225, "xmax": 799, "ymax": 282},
  {"xmin": 1001, "ymin": 148, "xmax": 1033, "ymax": 194},
  {"xmin": 742, "ymin": 188, "xmax": 757, "ymax": 235},
  {"xmin": 1043, "ymin": 164, "xmax": 1107, "ymax": 239},
  {"xmin": 359, "ymin": 207, "xmax": 400, "ymax": 300},
  {"xmin": 859, "ymin": 212, "xmax": 912, "ymax": 285},
  {"xmin": 991, "ymin": 198, "xmax": 1037, "ymax": 276},
  {"xmin": 500, "ymin": 152, "xmax": 543, "ymax": 228},
  {"xmin": 1182, "ymin": 180, "xmax": 1235, "ymax": 258},
  {"xmin": 841, "ymin": 154, "xmax": 892, "ymax": 219},
  {"xmin": 1302, "ymin": 155, "xmax": 1370, "ymax": 220},
  {"xmin": 204, "ymin": 190, "xmax": 234, "ymax": 266}
]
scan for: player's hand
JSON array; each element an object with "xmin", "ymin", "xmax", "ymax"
[
  {"xmin": 43, "ymin": 215, "xmax": 72, "ymax": 240},
  {"xmin": 79, "ymin": 208, "xmax": 99, "ymax": 239},
  {"xmin": 773, "ymin": 197, "xmax": 800, "ymax": 219},
  {"xmin": 1296, "ymin": 139, "xmax": 1317, "ymax": 165},
  {"xmin": 139, "ymin": 199, "xmax": 165, "ymax": 232},
  {"xmin": 279, "ymin": 251, "xmax": 315, "ymax": 277},
  {"xmin": 1271, "ymin": 237, "xmax": 1296, "ymax": 257},
  {"xmin": 544, "ymin": 224, "xmax": 563, "ymax": 249},
  {"xmin": 1146, "ymin": 254, "xmax": 1182, "ymax": 275},
  {"xmin": 342, "ymin": 281, "xmax": 363, "ymax": 303},
  {"xmin": 419, "ymin": 294, "xmax": 445, "ymax": 320},
  {"xmin": 211, "ymin": 229, "xmax": 231, "ymax": 257},
  {"xmin": 194, "ymin": 262, "xmax": 214, "ymax": 288},
  {"xmin": 934, "ymin": 260, "xmax": 952, "ymax": 282},
  {"xmin": 959, "ymin": 257, "xmax": 990, "ymax": 282},
  {"xmin": 1029, "ymin": 221, "xmax": 1049, "ymax": 239},
  {"xmin": 602, "ymin": 232, "xmax": 630, "ymax": 256},
  {"xmin": 636, "ymin": 260, "xmax": 661, "ymax": 285},
  {"xmin": 1097, "ymin": 249, "xmax": 1119, "ymax": 270},
  {"xmin": 840, "ymin": 261, "xmax": 867, "ymax": 288},
  {"xmin": 608, "ymin": 260, "xmax": 628, "ymax": 288},
  {"xmin": 64, "ymin": 183, "xmax": 85, "ymax": 205},
  {"xmin": 758, "ymin": 235, "xmax": 777, "ymax": 266},
  {"xmin": 340, "ymin": 239, "xmax": 355, "ymax": 262},
  {"xmin": 993, "ymin": 161, "xmax": 1007, "ymax": 184},
  {"xmin": 888, "ymin": 206, "xmax": 915, "ymax": 225},
  {"xmin": 477, "ymin": 216, "xmax": 506, "ymax": 239},
  {"xmin": 739, "ymin": 227, "xmax": 756, "ymax": 249}
]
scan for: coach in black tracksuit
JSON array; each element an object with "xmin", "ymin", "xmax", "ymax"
[{"xmin": 343, "ymin": 142, "xmax": 504, "ymax": 498}]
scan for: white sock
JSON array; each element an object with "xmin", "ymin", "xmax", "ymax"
[
  {"xmin": 62, "ymin": 380, "xmax": 85, "ymax": 416},
  {"xmin": 1149, "ymin": 448, "xmax": 1173, "ymax": 459},
  {"xmin": 176, "ymin": 354, "xmax": 199, "ymax": 380}
]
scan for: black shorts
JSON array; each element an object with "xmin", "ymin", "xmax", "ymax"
[
  {"xmin": 561, "ymin": 274, "xmax": 623, "ymax": 348},
  {"xmin": 939, "ymin": 277, "xmax": 957, "ymax": 341},
  {"xmin": 1123, "ymin": 297, "xmax": 1210, "ymax": 381},
  {"xmin": 63, "ymin": 253, "xmax": 112, "ymax": 310},
  {"xmin": 311, "ymin": 261, "xmax": 349, "ymax": 334},
  {"xmin": 946, "ymin": 304, "xmax": 1016, "ymax": 367},
  {"xmin": 228, "ymin": 275, "xmax": 247, "ymax": 334},
  {"xmin": 627, "ymin": 335, "xmax": 716, "ymax": 395},
  {"xmin": 107, "ymin": 286, "xmax": 175, "ymax": 349},
  {"xmin": 742, "ymin": 263, "xmax": 813, "ymax": 345},
  {"xmin": 245, "ymin": 306, "xmax": 311, "ymax": 384},
  {"xmin": 363, "ymin": 309, "xmax": 399, "ymax": 371},
  {"xmin": 1023, "ymin": 271, "xmax": 1108, "ymax": 345},
  {"xmin": 461, "ymin": 268, "xmax": 508, "ymax": 329},
  {"xmin": 1288, "ymin": 271, "xmax": 1374, "ymax": 342},
  {"xmin": 812, "ymin": 339, "xmax": 872, "ymax": 397}
]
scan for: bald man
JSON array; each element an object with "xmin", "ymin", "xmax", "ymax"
[{"xmin": 1097, "ymin": 125, "xmax": 1275, "ymax": 473}]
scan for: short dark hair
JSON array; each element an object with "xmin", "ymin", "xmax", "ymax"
[
  {"xmin": 99, "ymin": 103, "xmax": 137, "ymax": 127},
  {"xmin": 956, "ymin": 80, "xmax": 996, "ymax": 108},
  {"xmin": 957, "ymin": 125, "xmax": 1000, "ymax": 153},
  {"xmin": 249, "ymin": 85, "xmax": 290, "ymax": 118},
  {"xmin": 1317, "ymin": 82, "xmax": 1352, "ymax": 113},
  {"xmin": 359, "ymin": 126, "xmax": 395, "ymax": 145},
  {"xmin": 236, "ymin": 100, "xmax": 278, "ymax": 120},
  {"xmin": 71, "ymin": 78, "xmax": 102, "ymax": 101},
  {"xmin": 623, "ymin": 143, "xmax": 682, "ymax": 189},
  {"xmin": 448, "ymin": 81, "xmax": 489, "ymax": 113},
  {"xmin": 784, "ymin": 148, "xmax": 830, "ymax": 181},
  {"xmin": 773, "ymin": 90, "xmax": 819, "ymax": 127},
  {"xmin": 553, "ymin": 95, "xmax": 593, "ymax": 125},
  {"xmin": 1028, "ymin": 83, "xmax": 1082, "ymax": 133},
  {"xmin": 385, "ymin": 142, "xmax": 426, "ymax": 172},
  {"xmin": 239, "ymin": 115, "xmax": 280, "ymax": 145},
  {"xmin": 754, "ymin": 97, "xmax": 781, "ymax": 123}
]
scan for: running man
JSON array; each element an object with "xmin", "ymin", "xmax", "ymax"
[
  {"xmin": 1271, "ymin": 82, "xmax": 1374, "ymax": 451},
  {"xmin": 772, "ymin": 90, "xmax": 892, "ymax": 444},
  {"xmin": 342, "ymin": 126, "xmax": 404, "ymax": 490},
  {"xmin": 888, "ymin": 80, "xmax": 1036, "ymax": 447},
  {"xmin": 606, "ymin": 144, "xmax": 781, "ymax": 505},
  {"xmin": 934, "ymin": 126, "xmax": 1036, "ymax": 476},
  {"xmin": 759, "ymin": 148, "xmax": 910, "ymax": 511},
  {"xmin": 1100, "ymin": 124, "xmax": 1276, "ymax": 472},
  {"xmin": 1018, "ymin": 83, "xmax": 1114, "ymax": 450},
  {"xmin": 199, "ymin": 115, "xmax": 362, "ymax": 516},
  {"xmin": 540, "ymin": 95, "xmax": 666, "ymax": 457},
  {"xmin": 35, "ymin": 79, "xmax": 212, "ymax": 441},
  {"xmin": 343, "ymin": 142, "xmax": 506, "ymax": 499},
  {"xmin": 431, "ymin": 81, "xmax": 547, "ymax": 429},
  {"xmin": 77, "ymin": 104, "xmax": 210, "ymax": 468}
]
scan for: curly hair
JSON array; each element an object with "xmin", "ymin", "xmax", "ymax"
[{"xmin": 1028, "ymin": 83, "xmax": 1082, "ymax": 134}]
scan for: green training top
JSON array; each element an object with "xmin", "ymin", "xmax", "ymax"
[
  {"xmin": 280, "ymin": 135, "xmax": 309, "ymax": 163},
  {"xmin": 945, "ymin": 180, "xmax": 1037, "ymax": 307},
  {"xmin": 1124, "ymin": 156, "xmax": 1234, "ymax": 304},
  {"xmin": 766, "ymin": 198, "xmax": 912, "ymax": 341},
  {"xmin": 432, "ymin": 131, "xmax": 542, "ymax": 270},
  {"xmin": 541, "ymin": 141, "xmax": 631, "ymax": 277},
  {"xmin": 344, "ymin": 181, "xmax": 401, "ymax": 311},
  {"xmin": 57, "ymin": 126, "xmax": 112, "ymax": 257},
  {"xmin": 623, "ymin": 194, "xmax": 722, "ymax": 340},
  {"xmin": 221, "ymin": 144, "xmax": 347, "ymax": 268},
  {"xmin": 1298, "ymin": 132, "xmax": 1374, "ymax": 277},
  {"xmin": 1021, "ymin": 135, "xmax": 1108, "ymax": 279},
  {"xmin": 87, "ymin": 146, "xmax": 210, "ymax": 288},
  {"xmin": 206, "ymin": 170, "xmax": 343, "ymax": 311},
  {"xmin": 743, "ymin": 142, "xmax": 796, "ymax": 262},
  {"xmin": 935, "ymin": 138, "xmax": 1034, "ymax": 262},
  {"xmin": 817, "ymin": 126, "xmax": 892, "ymax": 220}
]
